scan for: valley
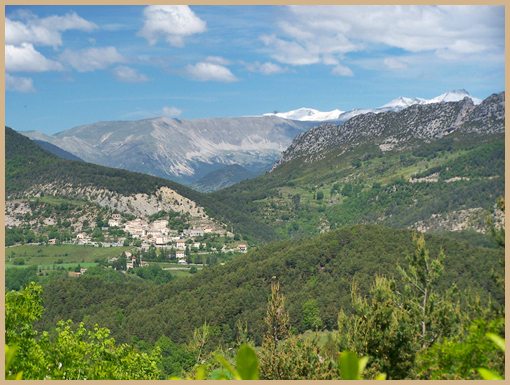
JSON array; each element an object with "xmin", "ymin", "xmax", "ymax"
[
  {"xmin": 5, "ymin": 91, "xmax": 505, "ymax": 380},
  {"xmin": 4, "ymin": 4, "xmax": 505, "ymax": 380}
]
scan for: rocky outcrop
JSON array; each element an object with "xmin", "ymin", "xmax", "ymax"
[{"xmin": 274, "ymin": 92, "xmax": 504, "ymax": 168}]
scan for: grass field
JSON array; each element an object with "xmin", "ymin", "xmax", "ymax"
[{"xmin": 5, "ymin": 244, "xmax": 134, "ymax": 268}]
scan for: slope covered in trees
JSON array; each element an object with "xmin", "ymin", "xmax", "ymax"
[
  {"xmin": 38, "ymin": 225, "xmax": 503, "ymax": 347},
  {"xmin": 208, "ymin": 133, "xmax": 503, "ymax": 241}
]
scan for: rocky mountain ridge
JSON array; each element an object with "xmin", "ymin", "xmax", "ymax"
[
  {"xmin": 22, "ymin": 116, "xmax": 315, "ymax": 189},
  {"xmin": 274, "ymin": 92, "xmax": 504, "ymax": 168}
]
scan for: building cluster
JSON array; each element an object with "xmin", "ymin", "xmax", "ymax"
[{"xmin": 71, "ymin": 214, "xmax": 247, "ymax": 262}]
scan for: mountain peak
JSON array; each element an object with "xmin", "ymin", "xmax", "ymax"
[{"xmin": 263, "ymin": 108, "xmax": 343, "ymax": 121}]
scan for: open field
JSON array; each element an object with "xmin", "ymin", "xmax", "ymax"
[{"xmin": 5, "ymin": 244, "xmax": 133, "ymax": 267}]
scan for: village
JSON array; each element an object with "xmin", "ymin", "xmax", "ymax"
[{"xmin": 72, "ymin": 213, "xmax": 248, "ymax": 267}]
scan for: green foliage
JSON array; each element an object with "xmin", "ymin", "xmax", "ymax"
[
  {"xmin": 259, "ymin": 333, "xmax": 337, "ymax": 380},
  {"xmin": 397, "ymin": 233, "xmax": 462, "ymax": 349},
  {"xmin": 416, "ymin": 318, "xmax": 504, "ymax": 380},
  {"xmin": 206, "ymin": 133, "xmax": 503, "ymax": 241},
  {"xmin": 235, "ymin": 344, "xmax": 260, "ymax": 379},
  {"xmin": 339, "ymin": 351, "xmax": 368, "ymax": 380},
  {"xmin": 5, "ymin": 345, "xmax": 24, "ymax": 380},
  {"xmin": 301, "ymin": 299, "xmax": 323, "ymax": 331},
  {"xmin": 5, "ymin": 283, "xmax": 161, "ymax": 380},
  {"xmin": 6, "ymin": 266, "xmax": 39, "ymax": 291},
  {"xmin": 338, "ymin": 276, "xmax": 415, "ymax": 379},
  {"xmin": 154, "ymin": 336, "xmax": 195, "ymax": 378},
  {"xmin": 132, "ymin": 264, "xmax": 173, "ymax": 284},
  {"xmin": 38, "ymin": 225, "xmax": 503, "ymax": 347}
]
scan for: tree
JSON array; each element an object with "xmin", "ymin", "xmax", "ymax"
[
  {"xmin": 337, "ymin": 276, "xmax": 415, "ymax": 379},
  {"xmin": 263, "ymin": 279, "xmax": 289, "ymax": 347},
  {"xmin": 397, "ymin": 233, "xmax": 461, "ymax": 349},
  {"xmin": 259, "ymin": 279, "xmax": 290, "ymax": 379},
  {"xmin": 301, "ymin": 299, "xmax": 323, "ymax": 331},
  {"xmin": 5, "ymin": 283, "xmax": 162, "ymax": 380},
  {"xmin": 415, "ymin": 318, "xmax": 504, "ymax": 379}
]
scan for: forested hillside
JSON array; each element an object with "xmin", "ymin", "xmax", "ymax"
[
  {"xmin": 209, "ymin": 133, "xmax": 503, "ymax": 240},
  {"xmin": 38, "ymin": 225, "xmax": 503, "ymax": 345}
]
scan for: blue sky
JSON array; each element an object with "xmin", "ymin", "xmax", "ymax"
[{"xmin": 5, "ymin": 5, "xmax": 505, "ymax": 134}]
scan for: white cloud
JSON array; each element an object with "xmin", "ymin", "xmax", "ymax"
[
  {"xmin": 186, "ymin": 58, "xmax": 237, "ymax": 82},
  {"xmin": 6, "ymin": 73, "xmax": 35, "ymax": 92},
  {"xmin": 260, "ymin": 34, "xmax": 320, "ymax": 66},
  {"xmin": 162, "ymin": 106, "xmax": 182, "ymax": 117},
  {"xmin": 262, "ymin": 5, "xmax": 504, "ymax": 70},
  {"xmin": 331, "ymin": 64, "xmax": 353, "ymax": 77},
  {"xmin": 204, "ymin": 56, "xmax": 230, "ymax": 65},
  {"xmin": 245, "ymin": 61, "xmax": 287, "ymax": 75},
  {"xmin": 60, "ymin": 46, "xmax": 125, "ymax": 72},
  {"xmin": 383, "ymin": 57, "xmax": 408, "ymax": 70},
  {"xmin": 138, "ymin": 5, "xmax": 206, "ymax": 46},
  {"xmin": 113, "ymin": 66, "xmax": 149, "ymax": 83},
  {"xmin": 6, "ymin": 11, "xmax": 97, "ymax": 48},
  {"xmin": 5, "ymin": 43, "xmax": 63, "ymax": 72}
]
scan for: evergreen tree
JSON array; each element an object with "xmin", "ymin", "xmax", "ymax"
[{"xmin": 397, "ymin": 233, "xmax": 462, "ymax": 349}]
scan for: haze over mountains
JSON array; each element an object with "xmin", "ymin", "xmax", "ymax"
[{"xmin": 21, "ymin": 89, "xmax": 483, "ymax": 191}]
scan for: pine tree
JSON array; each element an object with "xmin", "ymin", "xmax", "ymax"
[
  {"xmin": 397, "ymin": 233, "xmax": 461, "ymax": 349},
  {"xmin": 259, "ymin": 278, "xmax": 290, "ymax": 379}
]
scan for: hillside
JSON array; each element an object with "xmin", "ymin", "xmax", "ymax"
[
  {"xmin": 33, "ymin": 140, "xmax": 83, "ymax": 161},
  {"xmin": 208, "ymin": 93, "xmax": 504, "ymax": 240},
  {"xmin": 192, "ymin": 164, "xmax": 256, "ymax": 192},
  {"xmin": 38, "ymin": 225, "xmax": 503, "ymax": 346},
  {"xmin": 6, "ymin": 127, "xmax": 277, "ymax": 242}
]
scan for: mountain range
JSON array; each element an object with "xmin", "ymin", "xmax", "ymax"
[
  {"xmin": 263, "ymin": 89, "xmax": 482, "ymax": 122},
  {"xmin": 21, "ymin": 89, "xmax": 483, "ymax": 191},
  {"xmin": 208, "ymin": 92, "xmax": 504, "ymax": 241}
]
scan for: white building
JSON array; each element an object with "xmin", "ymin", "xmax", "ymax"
[
  {"xmin": 176, "ymin": 240, "xmax": 186, "ymax": 250},
  {"xmin": 184, "ymin": 228, "xmax": 204, "ymax": 237},
  {"xmin": 176, "ymin": 250, "xmax": 186, "ymax": 260}
]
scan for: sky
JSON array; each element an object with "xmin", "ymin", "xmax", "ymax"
[{"xmin": 5, "ymin": 5, "xmax": 505, "ymax": 134}]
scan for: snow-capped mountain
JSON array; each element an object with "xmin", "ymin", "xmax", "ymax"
[
  {"xmin": 423, "ymin": 89, "xmax": 482, "ymax": 105},
  {"xmin": 22, "ymin": 89, "xmax": 487, "ymax": 192},
  {"xmin": 264, "ymin": 89, "xmax": 482, "ymax": 122},
  {"xmin": 263, "ymin": 107, "xmax": 343, "ymax": 121},
  {"xmin": 274, "ymin": 92, "xmax": 504, "ymax": 168},
  {"xmin": 380, "ymin": 96, "xmax": 426, "ymax": 109}
]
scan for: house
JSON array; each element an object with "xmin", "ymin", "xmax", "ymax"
[
  {"xmin": 193, "ymin": 242, "xmax": 201, "ymax": 249},
  {"xmin": 151, "ymin": 220, "xmax": 168, "ymax": 231},
  {"xmin": 48, "ymin": 238, "xmax": 57, "ymax": 245},
  {"xmin": 80, "ymin": 268, "xmax": 88, "ymax": 275},
  {"xmin": 155, "ymin": 237, "xmax": 167, "ymax": 245},
  {"xmin": 238, "ymin": 244, "xmax": 247, "ymax": 253},
  {"xmin": 68, "ymin": 271, "xmax": 82, "ymax": 278},
  {"xmin": 125, "ymin": 251, "xmax": 132, "ymax": 258},
  {"xmin": 176, "ymin": 240, "xmax": 186, "ymax": 250},
  {"xmin": 108, "ymin": 219, "xmax": 120, "ymax": 227},
  {"xmin": 176, "ymin": 250, "xmax": 186, "ymax": 260},
  {"xmin": 184, "ymin": 228, "xmax": 204, "ymax": 237}
]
